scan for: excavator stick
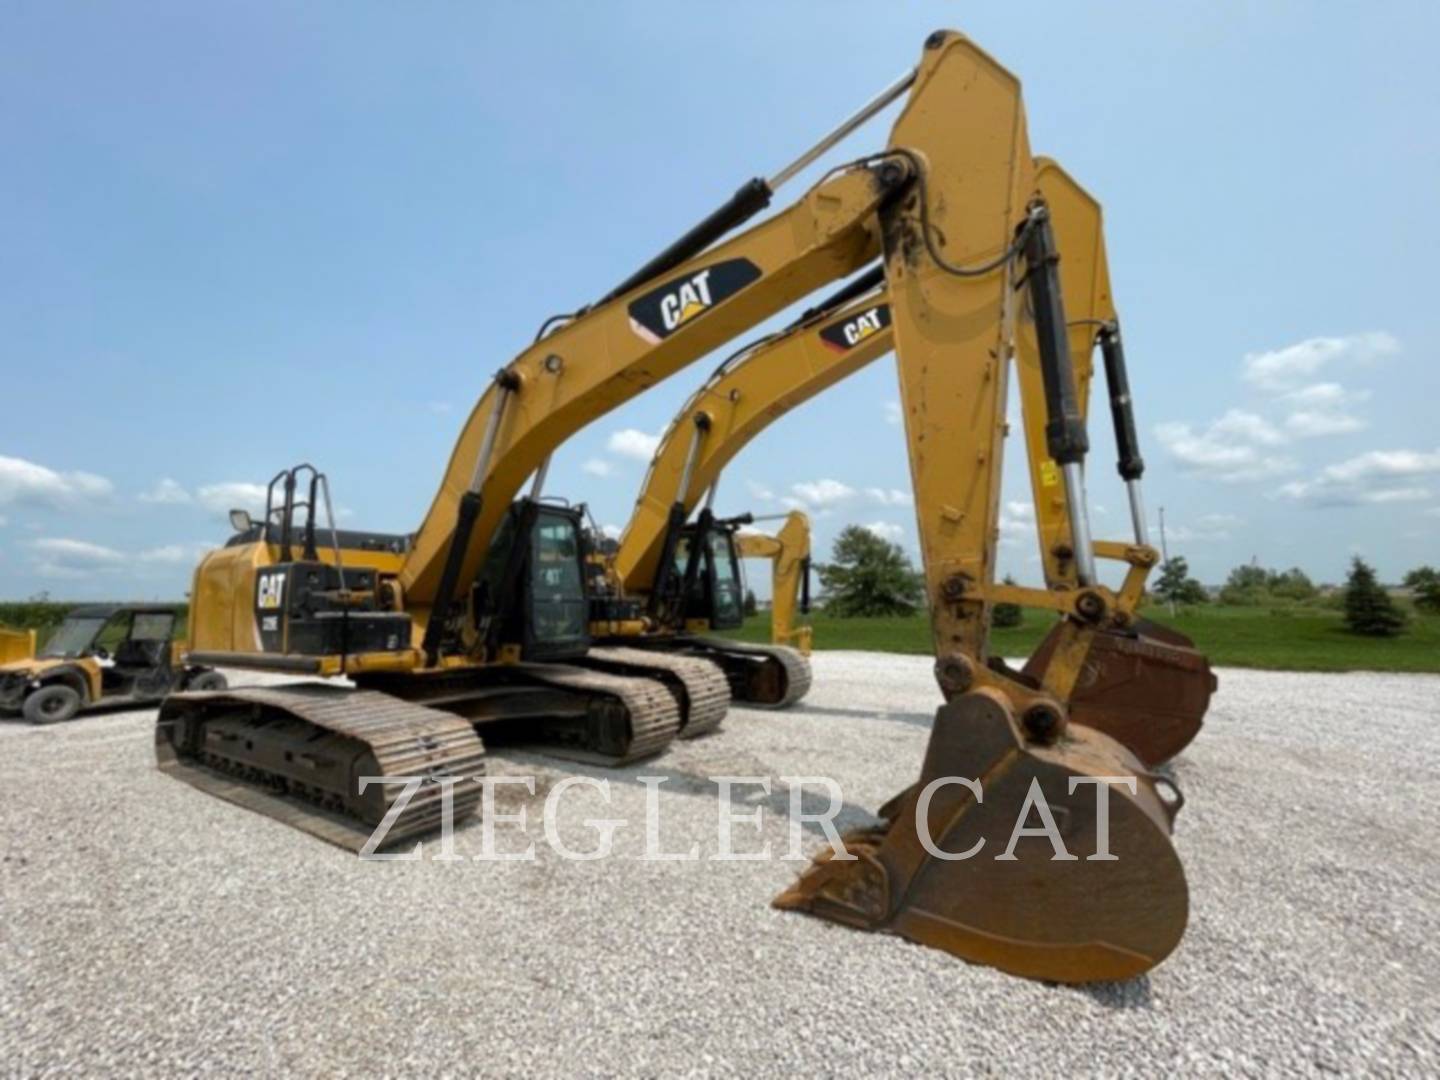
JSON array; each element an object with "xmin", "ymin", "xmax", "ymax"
[
  {"xmin": 774, "ymin": 687, "xmax": 1187, "ymax": 983},
  {"xmin": 776, "ymin": 32, "xmax": 1193, "ymax": 981},
  {"xmin": 1021, "ymin": 617, "xmax": 1215, "ymax": 767}
]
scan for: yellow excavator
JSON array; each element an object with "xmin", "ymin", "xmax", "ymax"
[
  {"xmin": 735, "ymin": 512, "xmax": 813, "ymax": 657},
  {"xmin": 159, "ymin": 30, "xmax": 1201, "ymax": 983},
  {"xmin": 592, "ymin": 156, "xmax": 1211, "ymax": 764}
]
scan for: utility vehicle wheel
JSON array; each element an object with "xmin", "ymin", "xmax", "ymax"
[
  {"xmin": 187, "ymin": 671, "xmax": 227, "ymax": 692},
  {"xmin": 23, "ymin": 684, "xmax": 82, "ymax": 725}
]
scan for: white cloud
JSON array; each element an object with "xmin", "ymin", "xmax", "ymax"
[
  {"xmin": 1281, "ymin": 382, "xmax": 1367, "ymax": 408},
  {"xmin": 426, "ymin": 400, "xmax": 453, "ymax": 415},
  {"xmin": 745, "ymin": 480, "xmax": 775, "ymax": 502},
  {"xmin": 607, "ymin": 428, "xmax": 661, "ymax": 461},
  {"xmin": 600, "ymin": 523, "xmax": 623, "ymax": 540},
  {"xmin": 1322, "ymin": 449, "xmax": 1440, "ymax": 484},
  {"xmin": 1284, "ymin": 410, "xmax": 1365, "ymax": 438},
  {"xmin": 0, "ymin": 455, "xmax": 113, "ymax": 509},
  {"xmin": 998, "ymin": 504, "xmax": 1037, "ymax": 548},
  {"xmin": 1154, "ymin": 413, "xmax": 1296, "ymax": 483},
  {"xmin": 861, "ymin": 521, "xmax": 904, "ymax": 542},
  {"xmin": 790, "ymin": 478, "xmax": 857, "ymax": 508},
  {"xmin": 883, "ymin": 401, "xmax": 903, "ymax": 425},
  {"xmin": 138, "ymin": 477, "xmax": 193, "ymax": 505},
  {"xmin": 138, "ymin": 543, "xmax": 212, "ymax": 564},
  {"xmin": 1276, "ymin": 447, "xmax": 1440, "ymax": 506},
  {"xmin": 581, "ymin": 458, "xmax": 613, "ymax": 478},
  {"xmin": 1242, "ymin": 332, "xmax": 1398, "ymax": 391},
  {"xmin": 865, "ymin": 487, "xmax": 912, "ymax": 507},
  {"xmin": 31, "ymin": 537, "xmax": 124, "ymax": 564},
  {"xmin": 30, "ymin": 536, "xmax": 124, "ymax": 578},
  {"xmin": 196, "ymin": 482, "xmax": 268, "ymax": 517},
  {"xmin": 1209, "ymin": 409, "xmax": 1286, "ymax": 446},
  {"xmin": 1161, "ymin": 513, "xmax": 1241, "ymax": 543}
]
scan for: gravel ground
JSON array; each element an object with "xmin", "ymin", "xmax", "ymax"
[{"xmin": 2, "ymin": 652, "xmax": 1438, "ymax": 1076}]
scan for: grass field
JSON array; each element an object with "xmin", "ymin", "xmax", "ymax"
[
  {"xmin": 6, "ymin": 601, "xmax": 1436, "ymax": 675},
  {"xmin": 724, "ymin": 604, "xmax": 1440, "ymax": 674}
]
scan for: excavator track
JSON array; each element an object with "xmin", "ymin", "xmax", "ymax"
[
  {"xmin": 580, "ymin": 646, "xmax": 729, "ymax": 738},
  {"xmin": 155, "ymin": 685, "xmax": 487, "ymax": 853},
  {"xmin": 509, "ymin": 663, "xmax": 683, "ymax": 763},
  {"xmin": 677, "ymin": 636, "xmax": 812, "ymax": 709},
  {"xmin": 359, "ymin": 662, "xmax": 684, "ymax": 766}
]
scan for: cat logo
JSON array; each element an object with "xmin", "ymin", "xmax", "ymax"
[
  {"xmin": 662, "ymin": 269, "xmax": 713, "ymax": 331},
  {"xmin": 628, "ymin": 258, "xmax": 762, "ymax": 344},
  {"xmin": 818, "ymin": 303, "xmax": 892, "ymax": 353},
  {"xmin": 257, "ymin": 571, "xmax": 287, "ymax": 611}
]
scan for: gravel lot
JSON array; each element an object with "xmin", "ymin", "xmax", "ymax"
[{"xmin": 2, "ymin": 652, "xmax": 1437, "ymax": 1076}]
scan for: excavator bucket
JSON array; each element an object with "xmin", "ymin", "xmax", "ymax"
[
  {"xmin": 1021, "ymin": 618, "xmax": 1216, "ymax": 767},
  {"xmin": 775, "ymin": 688, "xmax": 1188, "ymax": 984}
]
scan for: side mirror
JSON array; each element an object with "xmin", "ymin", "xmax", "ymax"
[{"xmin": 229, "ymin": 509, "xmax": 254, "ymax": 533}]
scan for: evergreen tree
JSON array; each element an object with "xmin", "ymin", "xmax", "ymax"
[
  {"xmin": 743, "ymin": 588, "xmax": 758, "ymax": 617},
  {"xmin": 1342, "ymin": 557, "xmax": 1405, "ymax": 637},
  {"xmin": 819, "ymin": 526, "xmax": 925, "ymax": 617}
]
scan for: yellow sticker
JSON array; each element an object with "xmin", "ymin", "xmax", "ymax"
[{"xmin": 1040, "ymin": 460, "xmax": 1059, "ymax": 487}]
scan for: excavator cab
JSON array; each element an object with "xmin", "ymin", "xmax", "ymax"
[
  {"xmin": 672, "ymin": 512, "xmax": 748, "ymax": 632},
  {"xmin": 473, "ymin": 498, "xmax": 593, "ymax": 662}
]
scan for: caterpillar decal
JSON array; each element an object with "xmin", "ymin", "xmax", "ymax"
[
  {"xmin": 628, "ymin": 258, "xmax": 762, "ymax": 344},
  {"xmin": 819, "ymin": 303, "xmax": 891, "ymax": 352}
]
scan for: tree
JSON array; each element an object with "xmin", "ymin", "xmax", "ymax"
[
  {"xmin": 1415, "ymin": 577, "xmax": 1440, "ymax": 615},
  {"xmin": 1342, "ymin": 557, "xmax": 1405, "ymax": 637},
  {"xmin": 1219, "ymin": 561, "xmax": 1268, "ymax": 605},
  {"xmin": 1403, "ymin": 565, "xmax": 1439, "ymax": 590},
  {"xmin": 1266, "ymin": 567, "xmax": 1317, "ymax": 603},
  {"xmin": 743, "ymin": 588, "xmax": 758, "ymax": 617},
  {"xmin": 819, "ymin": 526, "xmax": 924, "ymax": 617},
  {"xmin": 1154, "ymin": 557, "xmax": 1208, "ymax": 606},
  {"xmin": 992, "ymin": 575, "xmax": 1023, "ymax": 628}
]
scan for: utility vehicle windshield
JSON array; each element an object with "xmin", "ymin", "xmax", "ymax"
[{"xmin": 40, "ymin": 617, "xmax": 106, "ymax": 659}]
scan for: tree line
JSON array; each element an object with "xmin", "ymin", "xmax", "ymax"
[{"xmin": 815, "ymin": 524, "xmax": 1438, "ymax": 640}]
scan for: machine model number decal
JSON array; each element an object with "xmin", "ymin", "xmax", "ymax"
[
  {"xmin": 819, "ymin": 304, "xmax": 891, "ymax": 352},
  {"xmin": 628, "ymin": 258, "xmax": 762, "ymax": 344},
  {"xmin": 257, "ymin": 571, "xmax": 287, "ymax": 610}
]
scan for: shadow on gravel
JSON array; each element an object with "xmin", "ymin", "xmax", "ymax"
[
  {"xmin": 799, "ymin": 704, "xmax": 936, "ymax": 730},
  {"xmin": 504, "ymin": 752, "xmax": 883, "ymax": 838},
  {"xmin": 1074, "ymin": 975, "xmax": 1154, "ymax": 1010}
]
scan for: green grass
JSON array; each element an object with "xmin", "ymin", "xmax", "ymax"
[{"xmin": 723, "ymin": 604, "xmax": 1440, "ymax": 674}]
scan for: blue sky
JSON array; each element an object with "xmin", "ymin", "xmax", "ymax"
[{"xmin": 2, "ymin": 2, "xmax": 1438, "ymax": 600}]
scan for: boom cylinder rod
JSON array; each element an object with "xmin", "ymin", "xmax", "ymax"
[
  {"xmin": 421, "ymin": 371, "xmax": 519, "ymax": 665},
  {"xmin": 597, "ymin": 69, "xmax": 915, "ymax": 308},
  {"xmin": 677, "ymin": 414, "xmax": 710, "ymax": 502},
  {"xmin": 529, "ymin": 456, "xmax": 551, "ymax": 499},
  {"xmin": 1021, "ymin": 203, "xmax": 1098, "ymax": 586},
  {"xmin": 767, "ymin": 69, "xmax": 917, "ymax": 190},
  {"xmin": 1127, "ymin": 479, "xmax": 1150, "ymax": 548}
]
